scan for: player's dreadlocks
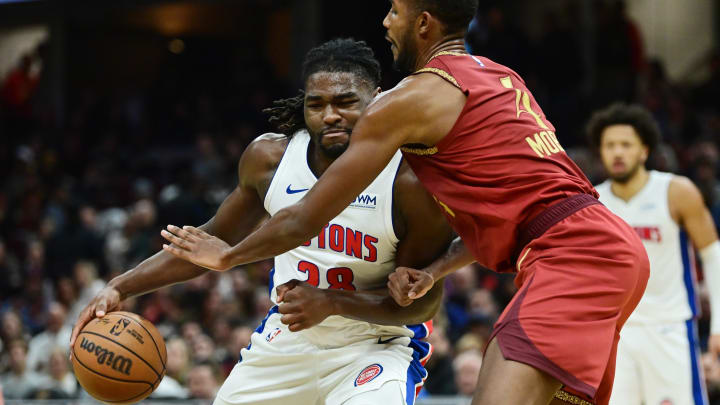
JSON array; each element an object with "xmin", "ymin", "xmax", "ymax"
[
  {"xmin": 263, "ymin": 38, "xmax": 381, "ymax": 137},
  {"xmin": 263, "ymin": 90, "xmax": 306, "ymax": 137}
]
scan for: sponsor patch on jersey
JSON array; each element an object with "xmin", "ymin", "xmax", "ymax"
[
  {"xmin": 660, "ymin": 399, "xmax": 673, "ymax": 405},
  {"xmin": 350, "ymin": 193, "xmax": 378, "ymax": 210},
  {"xmin": 354, "ymin": 363, "xmax": 383, "ymax": 386},
  {"xmin": 265, "ymin": 328, "xmax": 282, "ymax": 343}
]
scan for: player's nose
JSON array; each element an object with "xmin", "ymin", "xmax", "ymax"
[
  {"xmin": 322, "ymin": 106, "xmax": 342, "ymax": 124},
  {"xmin": 383, "ymin": 12, "xmax": 391, "ymax": 29}
]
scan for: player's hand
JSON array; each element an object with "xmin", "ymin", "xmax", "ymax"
[
  {"xmin": 69, "ymin": 285, "xmax": 122, "ymax": 359},
  {"xmin": 161, "ymin": 225, "xmax": 232, "ymax": 271},
  {"xmin": 387, "ymin": 267, "xmax": 434, "ymax": 307},
  {"xmin": 709, "ymin": 333, "xmax": 720, "ymax": 362},
  {"xmin": 276, "ymin": 280, "xmax": 335, "ymax": 332}
]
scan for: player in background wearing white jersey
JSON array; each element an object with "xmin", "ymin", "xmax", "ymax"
[
  {"xmin": 69, "ymin": 39, "xmax": 454, "ymax": 404},
  {"xmin": 588, "ymin": 103, "xmax": 720, "ymax": 405}
]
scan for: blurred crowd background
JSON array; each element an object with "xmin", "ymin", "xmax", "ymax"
[{"xmin": 1, "ymin": 0, "xmax": 719, "ymax": 402}]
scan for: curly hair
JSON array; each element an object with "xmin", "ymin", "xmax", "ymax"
[
  {"xmin": 586, "ymin": 103, "xmax": 661, "ymax": 154},
  {"xmin": 262, "ymin": 90, "xmax": 305, "ymax": 137},
  {"xmin": 263, "ymin": 38, "xmax": 381, "ymax": 137}
]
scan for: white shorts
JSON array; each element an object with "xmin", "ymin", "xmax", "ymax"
[
  {"xmin": 609, "ymin": 320, "xmax": 708, "ymax": 405},
  {"xmin": 213, "ymin": 307, "xmax": 430, "ymax": 405}
]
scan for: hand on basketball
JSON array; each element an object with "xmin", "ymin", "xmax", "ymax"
[
  {"xmin": 68, "ymin": 285, "xmax": 122, "ymax": 359},
  {"xmin": 276, "ymin": 279, "xmax": 335, "ymax": 332},
  {"xmin": 161, "ymin": 225, "xmax": 232, "ymax": 271},
  {"xmin": 387, "ymin": 267, "xmax": 434, "ymax": 307}
]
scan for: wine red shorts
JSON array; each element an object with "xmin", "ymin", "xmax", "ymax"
[{"xmin": 489, "ymin": 204, "xmax": 649, "ymax": 405}]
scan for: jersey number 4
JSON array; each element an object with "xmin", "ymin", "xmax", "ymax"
[
  {"xmin": 298, "ymin": 261, "xmax": 357, "ymax": 291},
  {"xmin": 500, "ymin": 76, "xmax": 565, "ymax": 158}
]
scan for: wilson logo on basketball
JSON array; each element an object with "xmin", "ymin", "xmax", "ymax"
[
  {"xmin": 354, "ymin": 363, "xmax": 383, "ymax": 386},
  {"xmin": 79, "ymin": 337, "xmax": 133, "ymax": 375}
]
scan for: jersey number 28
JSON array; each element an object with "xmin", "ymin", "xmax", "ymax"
[{"xmin": 298, "ymin": 261, "xmax": 357, "ymax": 291}]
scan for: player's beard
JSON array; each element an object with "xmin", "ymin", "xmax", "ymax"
[
  {"xmin": 311, "ymin": 129, "xmax": 350, "ymax": 159},
  {"xmin": 319, "ymin": 141, "xmax": 347, "ymax": 159},
  {"xmin": 392, "ymin": 29, "xmax": 419, "ymax": 75},
  {"xmin": 610, "ymin": 160, "xmax": 643, "ymax": 184}
]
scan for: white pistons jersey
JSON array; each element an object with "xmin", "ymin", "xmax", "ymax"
[
  {"xmin": 263, "ymin": 130, "xmax": 414, "ymax": 346},
  {"xmin": 596, "ymin": 171, "xmax": 699, "ymax": 324}
]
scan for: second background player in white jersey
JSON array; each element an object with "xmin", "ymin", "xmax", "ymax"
[{"xmin": 589, "ymin": 103, "xmax": 720, "ymax": 405}]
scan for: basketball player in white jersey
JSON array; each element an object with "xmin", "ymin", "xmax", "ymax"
[
  {"xmin": 69, "ymin": 39, "xmax": 454, "ymax": 404},
  {"xmin": 588, "ymin": 103, "xmax": 720, "ymax": 405}
]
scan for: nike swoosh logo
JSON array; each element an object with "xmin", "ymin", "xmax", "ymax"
[
  {"xmin": 286, "ymin": 185, "xmax": 309, "ymax": 194},
  {"xmin": 377, "ymin": 336, "xmax": 401, "ymax": 345}
]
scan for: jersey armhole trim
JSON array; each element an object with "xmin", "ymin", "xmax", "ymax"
[
  {"xmin": 387, "ymin": 155, "xmax": 403, "ymax": 245},
  {"xmin": 263, "ymin": 134, "xmax": 296, "ymax": 212},
  {"xmin": 413, "ymin": 67, "xmax": 461, "ymax": 90}
]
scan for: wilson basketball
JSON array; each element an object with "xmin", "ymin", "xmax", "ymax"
[{"xmin": 71, "ymin": 311, "xmax": 167, "ymax": 404}]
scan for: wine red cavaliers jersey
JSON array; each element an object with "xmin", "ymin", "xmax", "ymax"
[{"xmin": 401, "ymin": 52, "xmax": 597, "ymax": 272}]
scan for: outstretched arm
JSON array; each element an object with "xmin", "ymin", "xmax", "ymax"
[
  {"xmin": 161, "ymin": 73, "xmax": 467, "ymax": 271},
  {"xmin": 163, "ymin": 104, "xmax": 406, "ymax": 269}
]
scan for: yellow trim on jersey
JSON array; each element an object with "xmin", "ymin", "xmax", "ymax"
[
  {"xmin": 516, "ymin": 248, "xmax": 532, "ymax": 272},
  {"xmin": 414, "ymin": 67, "xmax": 461, "ymax": 89},
  {"xmin": 433, "ymin": 195, "xmax": 455, "ymax": 218},
  {"xmin": 400, "ymin": 145, "xmax": 438, "ymax": 156},
  {"xmin": 431, "ymin": 50, "xmax": 466, "ymax": 58},
  {"xmin": 553, "ymin": 390, "xmax": 594, "ymax": 405}
]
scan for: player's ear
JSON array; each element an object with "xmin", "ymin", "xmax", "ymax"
[
  {"xmin": 641, "ymin": 144, "xmax": 649, "ymax": 162},
  {"xmin": 373, "ymin": 87, "xmax": 381, "ymax": 98},
  {"xmin": 416, "ymin": 11, "xmax": 431, "ymax": 36}
]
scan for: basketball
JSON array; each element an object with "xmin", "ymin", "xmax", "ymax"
[{"xmin": 71, "ymin": 311, "xmax": 167, "ymax": 404}]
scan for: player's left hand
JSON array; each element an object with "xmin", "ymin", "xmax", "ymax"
[
  {"xmin": 161, "ymin": 225, "xmax": 232, "ymax": 271},
  {"xmin": 710, "ymin": 333, "xmax": 720, "ymax": 362},
  {"xmin": 276, "ymin": 279, "xmax": 335, "ymax": 332}
]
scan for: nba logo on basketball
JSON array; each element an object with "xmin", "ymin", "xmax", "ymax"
[
  {"xmin": 354, "ymin": 364, "xmax": 383, "ymax": 386},
  {"xmin": 109, "ymin": 318, "xmax": 130, "ymax": 336}
]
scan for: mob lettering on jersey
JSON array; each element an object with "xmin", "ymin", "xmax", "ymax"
[
  {"xmin": 633, "ymin": 226, "xmax": 662, "ymax": 242},
  {"xmin": 301, "ymin": 223, "xmax": 379, "ymax": 262}
]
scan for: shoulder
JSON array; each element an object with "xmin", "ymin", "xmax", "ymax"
[
  {"xmin": 237, "ymin": 133, "xmax": 289, "ymax": 187},
  {"xmin": 668, "ymin": 175, "xmax": 701, "ymax": 197},
  {"xmin": 367, "ymin": 74, "xmax": 461, "ymax": 118},
  {"xmin": 240, "ymin": 133, "xmax": 289, "ymax": 169},
  {"xmin": 246, "ymin": 133, "xmax": 289, "ymax": 159},
  {"xmin": 363, "ymin": 74, "xmax": 465, "ymax": 146},
  {"xmin": 668, "ymin": 175, "xmax": 705, "ymax": 212}
]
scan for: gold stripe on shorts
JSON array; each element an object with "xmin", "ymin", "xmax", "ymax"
[{"xmin": 554, "ymin": 390, "xmax": 594, "ymax": 405}]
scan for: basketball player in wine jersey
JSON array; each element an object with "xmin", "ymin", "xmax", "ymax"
[
  {"xmin": 590, "ymin": 103, "xmax": 720, "ymax": 405},
  {"xmin": 159, "ymin": 1, "xmax": 650, "ymax": 404},
  {"xmin": 71, "ymin": 39, "xmax": 454, "ymax": 404}
]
